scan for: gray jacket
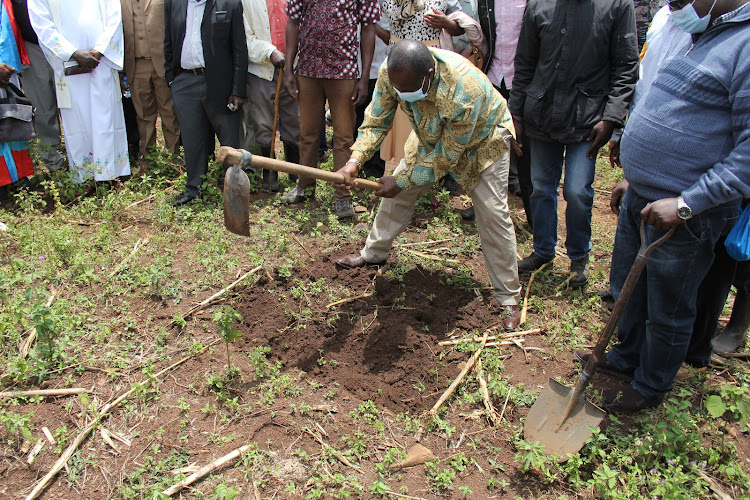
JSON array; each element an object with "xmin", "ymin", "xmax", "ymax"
[{"xmin": 508, "ymin": 0, "xmax": 638, "ymax": 143}]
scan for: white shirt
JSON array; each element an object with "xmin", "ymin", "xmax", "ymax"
[{"xmin": 181, "ymin": 0, "xmax": 206, "ymax": 69}]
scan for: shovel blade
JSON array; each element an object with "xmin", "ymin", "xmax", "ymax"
[
  {"xmin": 524, "ymin": 378, "xmax": 606, "ymax": 457},
  {"xmin": 223, "ymin": 165, "xmax": 251, "ymax": 236}
]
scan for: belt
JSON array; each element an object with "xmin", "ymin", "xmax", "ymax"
[{"xmin": 182, "ymin": 67, "xmax": 205, "ymax": 76}]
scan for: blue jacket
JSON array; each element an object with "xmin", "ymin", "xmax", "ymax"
[{"xmin": 621, "ymin": 3, "xmax": 750, "ymax": 215}]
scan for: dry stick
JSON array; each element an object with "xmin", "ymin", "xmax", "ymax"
[
  {"xmin": 172, "ymin": 266, "xmax": 262, "ymax": 325},
  {"xmin": 405, "ymin": 249, "xmax": 459, "ymax": 264},
  {"xmin": 125, "ymin": 184, "xmax": 176, "ymax": 208},
  {"xmin": 161, "ymin": 444, "xmax": 253, "ymax": 496},
  {"xmin": 0, "ymin": 388, "xmax": 89, "ymax": 398},
  {"xmin": 438, "ymin": 328, "xmax": 542, "ymax": 346},
  {"xmin": 393, "ymin": 238, "xmax": 452, "ymax": 248},
  {"xmin": 303, "ymin": 428, "xmax": 363, "ymax": 473},
  {"xmin": 476, "ymin": 360, "xmax": 500, "ymax": 426},
  {"xmin": 417, "ymin": 330, "xmax": 491, "ymax": 441},
  {"xmin": 19, "ymin": 289, "xmax": 57, "ymax": 358},
  {"xmin": 108, "ymin": 237, "xmax": 149, "ymax": 278},
  {"xmin": 383, "ymin": 492, "xmax": 429, "ymax": 500},
  {"xmin": 717, "ymin": 352, "xmax": 750, "ymax": 360},
  {"xmin": 520, "ymin": 262, "xmax": 549, "ymax": 325},
  {"xmin": 510, "ymin": 213, "xmax": 533, "ymax": 239},
  {"xmin": 498, "ymin": 387, "xmax": 513, "ymax": 423},
  {"xmin": 25, "ymin": 338, "xmax": 221, "ymax": 500},
  {"xmin": 291, "ymin": 233, "xmax": 314, "ymax": 260},
  {"xmin": 695, "ymin": 469, "xmax": 732, "ymax": 500},
  {"xmin": 326, "ymin": 293, "xmax": 373, "ymax": 309}
]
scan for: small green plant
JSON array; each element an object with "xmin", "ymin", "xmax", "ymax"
[
  {"xmin": 705, "ymin": 384, "xmax": 750, "ymax": 427},
  {"xmin": 213, "ymin": 306, "xmax": 243, "ymax": 373}
]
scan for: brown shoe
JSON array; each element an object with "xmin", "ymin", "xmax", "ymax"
[
  {"xmin": 335, "ymin": 254, "xmax": 384, "ymax": 269},
  {"xmin": 501, "ymin": 305, "xmax": 521, "ymax": 330}
]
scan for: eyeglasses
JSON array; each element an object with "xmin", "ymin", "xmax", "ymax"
[{"xmin": 667, "ymin": 0, "xmax": 692, "ymax": 10}]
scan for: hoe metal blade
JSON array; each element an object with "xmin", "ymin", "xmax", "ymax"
[{"xmin": 223, "ymin": 165, "xmax": 250, "ymax": 237}]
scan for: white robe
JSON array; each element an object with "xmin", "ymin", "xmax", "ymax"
[{"xmin": 29, "ymin": 0, "xmax": 130, "ymax": 183}]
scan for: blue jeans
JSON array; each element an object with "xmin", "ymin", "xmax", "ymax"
[
  {"xmin": 607, "ymin": 188, "xmax": 739, "ymax": 399},
  {"xmin": 528, "ymin": 139, "xmax": 596, "ymax": 260}
]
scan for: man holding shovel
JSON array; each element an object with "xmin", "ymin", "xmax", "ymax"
[
  {"xmin": 335, "ymin": 41, "xmax": 522, "ymax": 329},
  {"xmin": 579, "ymin": 0, "xmax": 750, "ymax": 412}
]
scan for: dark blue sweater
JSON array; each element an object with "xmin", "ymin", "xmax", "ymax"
[{"xmin": 620, "ymin": 3, "xmax": 750, "ymax": 215}]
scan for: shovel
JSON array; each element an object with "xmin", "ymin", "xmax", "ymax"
[{"xmin": 525, "ymin": 221, "xmax": 676, "ymax": 456}]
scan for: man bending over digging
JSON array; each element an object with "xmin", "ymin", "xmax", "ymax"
[{"xmin": 335, "ymin": 41, "xmax": 522, "ymax": 329}]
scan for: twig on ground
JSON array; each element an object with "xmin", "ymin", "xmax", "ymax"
[
  {"xmin": 303, "ymin": 428, "xmax": 362, "ymax": 473},
  {"xmin": 417, "ymin": 329, "xmax": 491, "ymax": 440},
  {"xmin": 291, "ymin": 233, "xmax": 314, "ymax": 259},
  {"xmin": 695, "ymin": 469, "xmax": 732, "ymax": 500},
  {"xmin": 326, "ymin": 293, "xmax": 373, "ymax": 309},
  {"xmin": 405, "ymin": 249, "xmax": 459, "ymax": 264},
  {"xmin": 521, "ymin": 262, "xmax": 549, "ymax": 325},
  {"xmin": 172, "ymin": 266, "xmax": 262, "ymax": 326},
  {"xmin": 511, "ymin": 214, "xmax": 533, "ymax": 239},
  {"xmin": 438, "ymin": 328, "xmax": 541, "ymax": 346},
  {"xmin": 0, "ymin": 388, "xmax": 89, "ymax": 398},
  {"xmin": 394, "ymin": 238, "xmax": 452, "ymax": 248},
  {"xmin": 125, "ymin": 184, "xmax": 176, "ymax": 208},
  {"xmin": 108, "ymin": 237, "xmax": 149, "ymax": 278},
  {"xmin": 476, "ymin": 360, "xmax": 500, "ymax": 426},
  {"xmin": 498, "ymin": 387, "xmax": 513, "ymax": 423},
  {"xmin": 25, "ymin": 338, "xmax": 221, "ymax": 500},
  {"xmin": 162, "ymin": 444, "xmax": 254, "ymax": 496}
]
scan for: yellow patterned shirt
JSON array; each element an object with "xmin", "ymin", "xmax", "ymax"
[{"xmin": 351, "ymin": 48, "xmax": 515, "ymax": 192}]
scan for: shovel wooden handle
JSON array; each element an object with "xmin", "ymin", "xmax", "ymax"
[{"xmin": 217, "ymin": 146, "xmax": 383, "ymax": 191}]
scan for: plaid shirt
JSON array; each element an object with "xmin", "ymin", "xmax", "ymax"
[{"xmin": 286, "ymin": 0, "xmax": 381, "ymax": 79}]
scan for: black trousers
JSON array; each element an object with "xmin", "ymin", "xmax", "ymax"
[{"xmin": 170, "ymin": 72, "xmax": 240, "ymax": 196}]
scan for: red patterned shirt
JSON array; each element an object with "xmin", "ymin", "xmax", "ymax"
[{"xmin": 286, "ymin": 0, "xmax": 381, "ymax": 79}]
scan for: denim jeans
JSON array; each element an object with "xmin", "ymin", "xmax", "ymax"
[
  {"xmin": 607, "ymin": 188, "xmax": 739, "ymax": 399},
  {"xmin": 528, "ymin": 139, "xmax": 596, "ymax": 260}
]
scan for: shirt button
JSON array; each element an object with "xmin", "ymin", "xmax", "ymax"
[
  {"xmin": 561, "ymin": 28, "xmax": 567, "ymax": 34},
  {"xmin": 555, "ymin": 62, "xmax": 560, "ymax": 68}
]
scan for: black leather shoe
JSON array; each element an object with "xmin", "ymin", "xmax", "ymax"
[
  {"xmin": 461, "ymin": 206, "xmax": 475, "ymax": 220},
  {"xmin": 574, "ymin": 350, "xmax": 634, "ymax": 381},
  {"xmin": 602, "ymin": 384, "xmax": 662, "ymax": 413},
  {"xmin": 335, "ymin": 254, "xmax": 385, "ymax": 269},
  {"xmin": 517, "ymin": 253, "xmax": 552, "ymax": 273},
  {"xmin": 174, "ymin": 193, "xmax": 198, "ymax": 206}
]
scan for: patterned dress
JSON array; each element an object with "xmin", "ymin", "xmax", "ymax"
[{"xmin": 381, "ymin": 0, "xmax": 460, "ymax": 43}]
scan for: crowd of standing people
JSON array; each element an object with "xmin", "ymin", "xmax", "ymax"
[{"xmin": 0, "ymin": 0, "xmax": 748, "ymax": 414}]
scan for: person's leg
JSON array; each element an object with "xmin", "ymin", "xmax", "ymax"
[
  {"xmin": 686, "ymin": 237, "xmax": 737, "ymax": 366},
  {"xmin": 152, "ymin": 61, "xmax": 181, "ymax": 155},
  {"xmin": 630, "ymin": 206, "xmax": 733, "ymax": 400},
  {"xmin": 527, "ymin": 138, "xmax": 565, "ymax": 261},
  {"xmin": 322, "ymin": 78, "xmax": 357, "ymax": 202},
  {"xmin": 130, "ymin": 58, "xmax": 159, "ymax": 164},
  {"xmin": 713, "ymin": 260, "xmax": 750, "ymax": 353},
  {"xmin": 205, "ymin": 84, "xmax": 241, "ymax": 150},
  {"xmin": 246, "ymin": 73, "xmax": 275, "ymax": 151},
  {"xmin": 360, "ymin": 159, "xmax": 433, "ymax": 262},
  {"xmin": 516, "ymin": 135, "xmax": 533, "ymax": 228},
  {"xmin": 22, "ymin": 42, "xmax": 64, "ymax": 170},
  {"xmin": 471, "ymin": 152, "xmax": 521, "ymax": 306},
  {"xmin": 170, "ymin": 73, "xmax": 210, "ymax": 199},
  {"xmin": 606, "ymin": 188, "xmax": 650, "ymax": 375},
  {"xmin": 295, "ymin": 76, "xmax": 326, "ymax": 189},
  {"xmin": 561, "ymin": 140, "xmax": 597, "ymax": 261}
]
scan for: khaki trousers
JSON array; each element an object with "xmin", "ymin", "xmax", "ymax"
[
  {"xmin": 296, "ymin": 76, "xmax": 356, "ymax": 201},
  {"xmin": 131, "ymin": 58, "xmax": 181, "ymax": 157},
  {"xmin": 361, "ymin": 155, "xmax": 521, "ymax": 305}
]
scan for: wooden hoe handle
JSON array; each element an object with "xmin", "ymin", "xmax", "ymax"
[{"xmin": 217, "ymin": 146, "xmax": 383, "ymax": 191}]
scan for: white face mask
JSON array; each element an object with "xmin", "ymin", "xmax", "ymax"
[
  {"xmin": 670, "ymin": 0, "xmax": 718, "ymax": 33},
  {"xmin": 395, "ymin": 76, "xmax": 429, "ymax": 102}
]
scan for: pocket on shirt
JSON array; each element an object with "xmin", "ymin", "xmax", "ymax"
[
  {"xmin": 214, "ymin": 10, "xmax": 229, "ymax": 23},
  {"xmin": 575, "ymin": 87, "xmax": 607, "ymax": 129},
  {"xmin": 523, "ymin": 82, "xmax": 547, "ymax": 127}
]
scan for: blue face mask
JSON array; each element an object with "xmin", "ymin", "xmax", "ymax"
[
  {"xmin": 395, "ymin": 76, "xmax": 429, "ymax": 103},
  {"xmin": 670, "ymin": 0, "xmax": 718, "ymax": 33}
]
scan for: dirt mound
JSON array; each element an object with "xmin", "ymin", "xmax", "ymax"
[{"xmin": 233, "ymin": 255, "xmax": 501, "ymax": 413}]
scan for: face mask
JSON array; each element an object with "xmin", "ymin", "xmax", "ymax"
[
  {"xmin": 670, "ymin": 0, "xmax": 718, "ymax": 33},
  {"xmin": 395, "ymin": 76, "xmax": 429, "ymax": 102}
]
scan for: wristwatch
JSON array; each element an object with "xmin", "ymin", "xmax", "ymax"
[{"xmin": 677, "ymin": 196, "xmax": 693, "ymax": 220}]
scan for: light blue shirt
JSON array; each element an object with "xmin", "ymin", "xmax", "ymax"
[{"xmin": 181, "ymin": 0, "xmax": 206, "ymax": 69}]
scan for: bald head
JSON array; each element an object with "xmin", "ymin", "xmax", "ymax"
[{"xmin": 388, "ymin": 40, "xmax": 434, "ymax": 76}]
